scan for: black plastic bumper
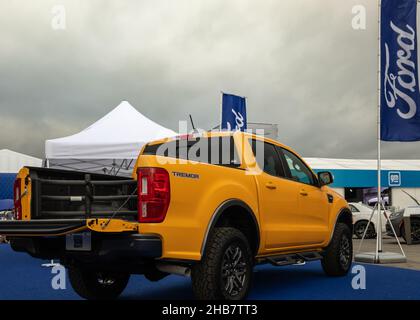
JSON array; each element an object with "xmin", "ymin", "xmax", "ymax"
[
  {"xmin": 9, "ymin": 233, "xmax": 162, "ymax": 261},
  {"xmin": 0, "ymin": 219, "xmax": 86, "ymax": 236},
  {"xmin": 98, "ymin": 234, "xmax": 162, "ymax": 258}
]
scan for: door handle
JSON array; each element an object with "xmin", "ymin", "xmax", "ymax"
[
  {"xmin": 265, "ymin": 182, "xmax": 277, "ymax": 190},
  {"xmin": 300, "ymin": 189, "xmax": 308, "ymax": 196}
]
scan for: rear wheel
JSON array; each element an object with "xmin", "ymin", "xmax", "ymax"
[
  {"xmin": 322, "ymin": 223, "xmax": 353, "ymax": 276},
  {"xmin": 68, "ymin": 267, "xmax": 130, "ymax": 300},
  {"xmin": 191, "ymin": 227, "xmax": 253, "ymax": 300},
  {"xmin": 354, "ymin": 220, "xmax": 376, "ymax": 239}
]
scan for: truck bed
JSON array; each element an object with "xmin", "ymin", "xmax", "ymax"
[{"xmin": 25, "ymin": 167, "xmax": 138, "ymax": 221}]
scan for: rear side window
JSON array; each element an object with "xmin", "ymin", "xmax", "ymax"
[
  {"xmin": 143, "ymin": 136, "xmax": 240, "ymax": 167},
  {"xmin": 249, "ymin": 139, "xmax": 285, "ymax": 178}
]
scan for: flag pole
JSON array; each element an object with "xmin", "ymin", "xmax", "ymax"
[
  {"xmin": 376, "ymin": 0, "xmax": 382, "ymax": 262},
  {"xmin": 355, "ymin": 0, "xmax": 406, "ymax": 264},
  {"xmin": 219, "ymin": 91, "xmax": 224, "ymax": 132}
]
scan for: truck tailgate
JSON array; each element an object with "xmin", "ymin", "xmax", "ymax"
[{"xmin": 23, "ymin": 167, "xmax": 138, "ymax": 221}]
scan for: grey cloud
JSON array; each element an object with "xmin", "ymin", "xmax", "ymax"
[{"xmin": 0, "ymin": 0, "xmax": 419, "ymax": 159}]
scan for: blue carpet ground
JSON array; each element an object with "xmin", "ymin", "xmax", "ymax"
[{"xmin": 0, "ymin": 244, "xmax": 419, "ymax": 300}]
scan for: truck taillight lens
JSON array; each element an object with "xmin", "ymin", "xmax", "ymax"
[
  {"xmin": 13, "ymin": 178, "xmax": 22, "ymax": 220},
  {"xmin": 137, "ymin": 168, "xmax": 170, "ymax": 223}
]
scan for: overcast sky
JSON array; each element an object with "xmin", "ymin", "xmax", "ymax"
[{"xmin": 1, "ymin": 0, "xmax": 420, "ymax": 159}]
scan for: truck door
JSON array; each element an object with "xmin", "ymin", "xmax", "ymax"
[
  {"xmin": 278, "ymin": 148, "xmax": 330, "ymax": 245},
  {"xmin": 250, "ymin": 139, "xmax": 302, "ymax": 251}
]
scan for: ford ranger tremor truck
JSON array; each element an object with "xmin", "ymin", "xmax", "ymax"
[{"xmin": 0, "ymin": 131, "xmax": 353, "ymax": 300}]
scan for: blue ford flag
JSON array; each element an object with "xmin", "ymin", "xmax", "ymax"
[
  {"xmin": 381, "ymin": 0, "xmax": 420, "ymax": 141},
  {"xmin": 221, "ymin": 93, "xmax": 247, "ymax": 131}
]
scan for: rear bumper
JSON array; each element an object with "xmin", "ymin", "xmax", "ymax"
[
  {"xmin": 0, "ymin": 219, "xmax": 160, "ymax": 262},
  {"xmin": 98, "ymin": 234, "xmax": 162, "ymax": 258},
  {"xmin": 9, "ymin": 233, "xmax": 162, "ymax": 261},
  {"xmin": 0, "ymin": 219, "xmax": 87, "ymax": 236}
]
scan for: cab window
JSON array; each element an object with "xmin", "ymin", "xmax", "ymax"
[
  {"xmin": 280, "ymin": 148, "xmax": 316, "ymax": 186},
  {"xmin": 250, "ymin": 139, "xmax": 285, "ymax": 178}
]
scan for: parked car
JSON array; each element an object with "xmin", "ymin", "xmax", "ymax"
[
  {"xmin": 0, "ymin": 131, "xmax": 353, "ymax": 300},
  {"xmin": 386, "ymin": 206, "xmax": 420, "ymax": 242},
  {"xmin": 349, "ymin": 202, "xmax": 390, "ymax": 239}
]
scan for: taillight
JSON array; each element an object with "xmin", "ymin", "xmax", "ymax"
[
  {"xmin": 137, "ymin": 168, "xmax": 170, "ymax": 223},
  {"xmin": 13, "ymin": 178, "xmax": 22, "ymax": 220}
]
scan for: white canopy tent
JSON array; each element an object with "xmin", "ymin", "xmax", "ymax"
[
  {"xmin": 45, "ymin": 101, "xmax": 177, "ymax": 176},
  {"xmin": 0, "ymin": 149, "xmax": 42, "ymax": 173}
]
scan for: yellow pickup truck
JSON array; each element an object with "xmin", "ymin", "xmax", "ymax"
[{"xmin": 0, "ymin": 131, "xmax": 352, "ymax": 300}]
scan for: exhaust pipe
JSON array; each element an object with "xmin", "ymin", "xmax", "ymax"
[{"xmin": 156, "ymin": 263, "xmax": 191, "ymax": 277}]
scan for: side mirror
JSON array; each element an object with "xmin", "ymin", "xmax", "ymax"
[{"xmin": 318, "ymin": 171, "xmax": 333, "ymax": 187}]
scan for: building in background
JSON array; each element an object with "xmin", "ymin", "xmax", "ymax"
[{"xmin": 305, "ymin": 158, "xmax": 420, "ymax": 210}]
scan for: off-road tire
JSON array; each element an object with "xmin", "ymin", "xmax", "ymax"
[
  {"xmin": 68, "ymin": 267, "xmax": 130, "ymax": 300},
  {"xmin": 191, "ymin": 227, "xmax": 253, "ymax": 300},
  {"xmin": 322, "ymin": 223, "xmax": 353, "ymax": 276}
]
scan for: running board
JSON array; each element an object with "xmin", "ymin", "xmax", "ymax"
[{"xmin": 265, "ymin": 251, "xmax": 323, "ymax": 267}]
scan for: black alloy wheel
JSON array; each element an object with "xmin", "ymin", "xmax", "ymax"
[
  {"xmin": 339, "ymin": 234, "xmax": 351, "ymax": 270},
  {"xmin": 221, "ymin": 244, "xmax": 248, "ymax": 298}
]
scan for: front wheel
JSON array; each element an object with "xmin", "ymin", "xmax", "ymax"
[
  {"xmin": 191, "ymin": 227, "xmax": 253, "ymax": 300},
  {"xmin": 68, "ymin": 267, "xmax": 130, "ymax": 300},
  {"xmin": 322, "ymin": 223, "xmax": 353, "ymax": 276}
]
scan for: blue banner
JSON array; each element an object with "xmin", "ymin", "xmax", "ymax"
[
  {"xmin": 381, "ymin": 0, "xmax": 420, "ymax": 141},
  {"xmin": 221, "ymin": 93, "xmax": 247, "ymax": 131}
]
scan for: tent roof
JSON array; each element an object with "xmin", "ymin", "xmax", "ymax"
[
  {"xmin": 0, "ymin": 149, "xmax": 42, "ymax": 173},
  {"xmin": 45, "ymin": 101, "xmax": 177, "ymax": 159}
]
